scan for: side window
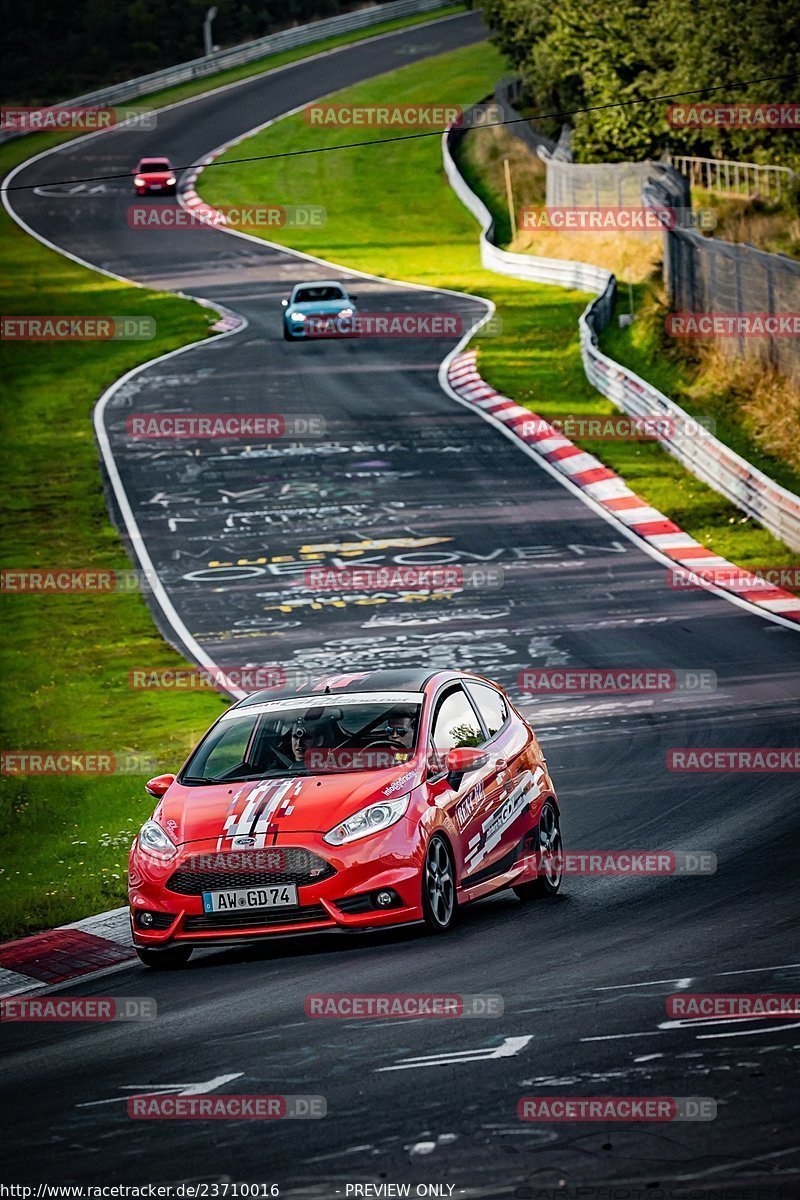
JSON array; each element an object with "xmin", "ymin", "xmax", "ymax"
[
  {"xmin": 465, "ymin": 683, "xmax": 508, "ymax": 738},
  {"xmin": 432, "ymin": 688, "xmax": 483, "ymax": 751}
]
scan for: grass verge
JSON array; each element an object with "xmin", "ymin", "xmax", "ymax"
[
  {"xmin": 0, "ymin": 152, "xmax": 227, "ymax": 939},
  {"xmin": 0, "ymin": 1, "xmax": 467, "ymax": 942},
  {"xmin": 600, "ymin": 281, "xmax": 800, "ymax": 491},
  {"xmin": 201, "ymin": 44, "xmax": 800, "ymax": 576}
]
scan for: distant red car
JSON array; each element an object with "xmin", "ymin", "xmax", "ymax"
[
  {"xmin": 133, "ymin": 156, "xmax": 177, "ymax": 196},
  {"xmin": 128, "ymin": 669, "xmax": 563, "ymax": 968}
]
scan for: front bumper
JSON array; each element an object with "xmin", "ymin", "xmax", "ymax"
[
  {"xmin": 128, "ymin": 823, "xmax": 423, "ymax": 947},
  {"xmin": 135, "ymin": 183, "xmax": 176, "ymax": 195},
  {"xmin": 283, "ymin": 315, "xmax": 358, "ymax": 339}
]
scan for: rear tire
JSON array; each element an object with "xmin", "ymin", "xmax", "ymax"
[
  {"xmin": 422, "ymin": 834, "xmax": 457, "ymax": 932},
  {"xmin": 513, "ymin": 801, "xmax": 563, "ymax": 900},
  {"xmin": 136, "ymin": 946, "xmax": 192, "ymax": 969}
]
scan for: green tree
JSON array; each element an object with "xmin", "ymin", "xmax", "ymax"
[{"xmin": 483, "ymin": 0, "xmax": 800, "ymax": 168}]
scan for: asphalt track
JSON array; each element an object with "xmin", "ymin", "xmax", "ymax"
[{"xmin": 3, "ymin": 12, "xmax": 800, "ymax": 1195}]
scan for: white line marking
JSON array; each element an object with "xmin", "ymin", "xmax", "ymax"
[
  {"xmin": 377, "ymin": 1034, "xmax": 532, "ymax": 1071},
  {"xmin": 594, "ymin": 964, "xmax": 800, "ymax": 992},
  {"xmin": 581, "ymin": 1031, "xmax": 655, "ymax": 1042},
  {"xmin": 696, "ymin": 1021, "xmax": 800, "ymax": 1039},
  {"xmin": 78, "ymin": 1073, "xmax": 243, "ymax": 1107},
  {"xmin": 91, "ymin": 317, "xmax": 250, "ymax": 697},
  {"xmin": 594, "ymin": 976, "xmax": 695, "ymax": 992}
]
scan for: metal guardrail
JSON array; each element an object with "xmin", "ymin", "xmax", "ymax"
[
  {"xmin": 0, "ymin": 0, "xmax": 451, "ymax": 144},
  {"xmin": 443, "ymin": 120, "xmax": 800, "ymax": 552},
  {"xmin": 667, "ymin": 154, "xmax": 796, "ymax": 200},
  {"xmin": 444, "ymin": 126, "xmax": 613, "ymax": 294}
]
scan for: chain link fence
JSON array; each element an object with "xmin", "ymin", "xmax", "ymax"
[{"xmin": 643, "ymin": 171, "xmax": 800, "ymax": 380}]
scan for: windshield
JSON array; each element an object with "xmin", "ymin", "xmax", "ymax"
[
  {"xmin": 293, "ymin": 285, "xmax": 346, "ymax": 303},
  {"xmin": 139, "ymin": 160, "xmax": 171, "ymax": 172},
  {"xmin": 181, "ymin": 699, "xmax": 421, "ymax": 784}
]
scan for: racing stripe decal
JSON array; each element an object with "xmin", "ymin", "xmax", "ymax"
[
  {"xmin": 218, "ymin": 780, "xmax": 280, "ymax": 849},
  {"xmin": 252, "ymin": 780, "xmax": 295, "ymax": 840},
  {"xmin": 464, "ymin": 766, "xmax": 545, "ymax": 875}
]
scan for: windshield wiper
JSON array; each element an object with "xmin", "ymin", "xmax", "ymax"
[{"xmin": 188, "ymin": 768, "xmax": 300, "ymax": 784}]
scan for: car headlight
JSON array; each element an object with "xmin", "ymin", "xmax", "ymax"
[
  {"xmin": 134, "ymin": 176, "xmax": 146, "ymax": 186},
  {"xmin": 137, "ymin": 819, "xmax": 177, "ymax": 859},
  {"xmin": 289, "ymin": 312, "xmax": 306, "ymax": 322},
  {"xmin": 338, "ymin": 308, "xmax": 353, "ymax": 318},
  {"xmin": 324, "ymin": 795, "xmax": 410, "ymax": 846},
  {"xmin": 165, "ymin": 175, "xmax": 176, "ymax": 185}
]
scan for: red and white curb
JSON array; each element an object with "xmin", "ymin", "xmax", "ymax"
[
  {"xmin": 179, "ymin": 110, "xmax": 300, "ymax": 227},
  {"xmin": 181, "ymin": 155, "xmax": 225, "ymax": 226},
  {"xmin": 0, "ymin": 907, "xmax": 133, "ymax": 997},
  {"xmin": 448, "ymin": 349, "xmax": 800, "ymax": 624},
  {"xmin": 191, "ymin": 294, "xmax": 245, "ymax": 334}
]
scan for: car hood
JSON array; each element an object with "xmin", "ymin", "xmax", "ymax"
[
  {"xmin": 155, "ymin": 757, "xmax": 423, "ymax": 844},
  {"xmin": 289, "ymin": 299, "xmax": 353, "ymax": 315},
  {"xmin": 138, "ymin": 170, "xmax": 173, "ymax": 181}
]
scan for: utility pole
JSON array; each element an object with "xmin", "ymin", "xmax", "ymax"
[
  {"xmin": 503, "ymin": 158, "xmax": 517, "ymax": 242},
  {"xmin": 204, "ymin": 6, "xmax": 218, "ymax": 57}
]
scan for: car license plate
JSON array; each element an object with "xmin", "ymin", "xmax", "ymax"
[
  {"xmin": 202, "ymin": 884, "xmax": 297, "ymax": 913},
  {"xmin": 151, "ymin": 184, "xmax": 162, "ymax": 190}
]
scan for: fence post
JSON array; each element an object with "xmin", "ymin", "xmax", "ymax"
[
  {"xmin": 765, "ymin": 256, "xmax": 778, "ymax": 373},
  {"xmin": 734, "ymin": 246, "xmax": 745, "ymax": 361}
]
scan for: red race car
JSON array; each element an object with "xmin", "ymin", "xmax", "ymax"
[
  {"xmin": 132, "ymin": 156, "xmax": 177, "ymax": 196},
  {"xmin": 128, "ymin": 669, "xmax": 563, "ymax": 968}
]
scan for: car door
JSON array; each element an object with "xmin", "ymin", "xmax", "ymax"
[
  {"xmin": 461, "ymin": 681, "xmax": 536, "ymax": 884},
  {"xmin": 428, "ymin": 684, "xmax": 499, "ymax": 883}
]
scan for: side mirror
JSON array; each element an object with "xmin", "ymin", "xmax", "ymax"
[
  {"xmin": 281, "ymin": 298, "xmax": 289, "ymax": 307},
  {"xmin": 447, "ymin": 749, "xmax": 489, "ymax": 792},
  {"xmin": 348, "ymin": 294, "xmax": 359, "ymax": 303},
  {"xmin": 145, "ymin": 773, "xmax": 175, "ymax": 798}
]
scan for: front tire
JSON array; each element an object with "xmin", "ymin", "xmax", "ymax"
[
  {"xmin": 513, "ymin": 800, "xmax": 563, "ymax": 900},
  {"xmin": 136, "ymin": 946, "xmax": 193, "ymax": 970},
  {"xmin": 422, "ymin": 834, "xmax": 457, "ymax": 932}
]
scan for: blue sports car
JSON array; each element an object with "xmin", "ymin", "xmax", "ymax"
[{"xmin": 281, "ymin": 280, "xmax": 358, "ymax": 340}]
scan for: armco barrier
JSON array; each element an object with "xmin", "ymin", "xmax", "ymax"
[
  {"xmin": 443, "ymin": 119, "xmax": 800, "ymax": 552},
  {"xmin": 0, "ymin": 0, "xmax": 451, "ymax": 144}
]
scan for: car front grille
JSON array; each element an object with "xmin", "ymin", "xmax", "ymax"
[
  {"xmin": 166, "ymin": 848, "xmax": 336, "ymax": 895},
  {"xmin": 182, "ymin": 904, "xmax": 331, "ymax": 932}
]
